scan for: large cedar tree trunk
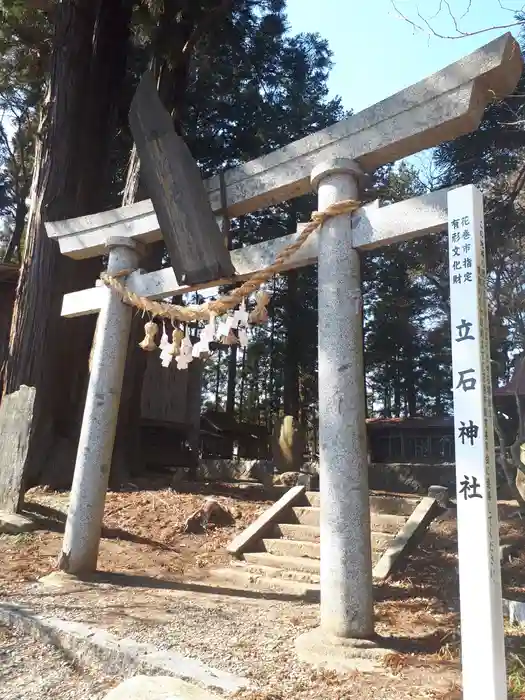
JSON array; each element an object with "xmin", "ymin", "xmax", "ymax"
[
  {"xmin": 112, "ymin": 2, "xmax": 235, "ymax": 480},
  {"xmin": 2, "ymin": 0, "xmax": 133, "ymax": 488}
]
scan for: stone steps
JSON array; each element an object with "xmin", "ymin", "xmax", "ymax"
[
  {"xmin": 245, "ymin": 544, "xmax": 383, "ymax": 573},
  {"xmin": 291, "ymin": 507, "xmax": 320, "ymax": 526},
  {"xmin": 274, "ymin": 523, "xmax": 320, "ymax": 541},
  {"xmin": 267, "ymin": 528, "xmax": 394, "ymax": 553},
  {"xmin": 244, "ymin": 551, "xmax": 321, "ymax": 574},
  {"xmin": 238, "ymin": 563, "xmax": 321, "ymax": 584},
  {"xmin": 207, "ymin": 487, "xmax": 440, "ymax": 598},
  {"xmin": 369, "ymin": 513, "xmax": 407, "ymax": 533},
  {"xmin": 206, "ymin": 566, "xmax": 319, "ymax": 599},
  {"xmin": 291, "ymin": 507, "xmax": 405, "ymax": 533},
  {"xmin": 259, "ymin": 539, "xmax": 384, "ymax": 567},
  {"xmin": 262, "ymin": 538, "xmax": 320, "ymax": 559},
  {"xmin": 305, "ymin": 491, "xmax": 419, "ymax": 516}
]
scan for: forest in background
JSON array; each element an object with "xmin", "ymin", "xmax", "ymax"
[{"xmin": 1, "ymin": 1, "xmax": 525, "ymax": 487}]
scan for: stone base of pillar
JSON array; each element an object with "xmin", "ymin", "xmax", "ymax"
[
  {"xmin": 38, "ymin": 571, "xmax": 91, "ymax": 593},
  {"xmin": 295, "ymin": 628, "xmax": 394, "ymax": 674}
]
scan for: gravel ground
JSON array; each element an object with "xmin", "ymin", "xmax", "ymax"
[
  {"xmin": 0, "ymin": 623, "xmax": 122, "ymax": 700},
  {"xmin": 1, "ymin": 579, "xmax": 461, "ymax": 700},
  {"xmin": 4, "ymin": 491, "xmax": 523, "ymax": 699}
]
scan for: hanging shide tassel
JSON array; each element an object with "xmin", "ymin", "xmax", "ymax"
[
  {"xmin": 139, "ymin": 320, "xmax": 159, "ymax": 351},
  {"xmin": 171, "ymin": 327, "xmax": 184, "ymax": 354},
  {"xmin": 216, "ymin": 313, "xmax": 234, "ymax": 342},
  {"xmin": 175, "ymin": 327, "xmax": 194, "ymax": 370},
  {"xmin": 233, "ymin": 298, "xmax": 249, "ymax": 327},
  {"xmin": 249, "ymin": 290, "xmax": 270, "ymax": 324},
  {"xmin": 202, "ymin": 313, "xmax": 216, "ymax": 344},
  {"xmin": 136, "ymin": 295, "xmax": 270, "ymax": 369},
  {"xmin": 159, "ymin": 322, "xmax": 172, "ymax": 367},
  {"xmin": 222, "ymin": 329, "xmax": 239, "ymax": 346},
  {"xmin": 159, "ymin": 322, "xmax": 170, "ymax": 350}
]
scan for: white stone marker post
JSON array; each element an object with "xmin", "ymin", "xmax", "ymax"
[
  {"xmin": 59, "ymin": 237, "xmax": 142, "ymax": 575},
  {"xmin": 312, "ymin": 158, "xmax": 374, "ymax": 638},
  {"xmin": 447, "ymin": 185, "xmax": 506, "ymax": 700}
]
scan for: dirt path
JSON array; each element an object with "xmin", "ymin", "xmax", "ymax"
[{"xmin": 1, "ymin": 483, "xmax": 525, "ymax": 699}]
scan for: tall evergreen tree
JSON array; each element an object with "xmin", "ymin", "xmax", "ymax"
[
  {"xmin": 196, "ymin": 17, "xmax": 344, "ymax": 443},
  {"xmin": 1, "ymin": 1, "xmax": 135, "ymax": 488},
  {"xmin": 362, "ymin": 162, "xmax": 453, "ymax": 418},
  {"xmin": 0, "ymin": 0, "xmax": 343, "ymax": 484}
]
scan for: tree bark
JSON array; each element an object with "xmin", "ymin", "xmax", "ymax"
[
  {"xmin": 405, "ymin": 354, "xmax": 417, "ymax": 417},
  {"xmin": 2, "ymin": 0, "xmax": 133, "ymax": 488},
  {"xmin": 393, "ymin": 363, "xmax": 402, "ymax": 417},
  {"xmin": 283, "ymin": 269, "xmax": 300, "ymax": 418},
  {"xmin": 3, "ymin": 190, "xmax": 28, "ymax": 264},
  {"xmin": 215, "ymin": 348, "xmax": 222, "ymax": 409},
  {"xmin": 226, "ymin": 344, "xmax": 238, "ymax": 415},
  {"xmin": 114, "ymin": 4, "xmax": 230, "ymax": 473},
  {"xmin": 238, "ymin": 346, "xmax": 246, "ymax": 420}
]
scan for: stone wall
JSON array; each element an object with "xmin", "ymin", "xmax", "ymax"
[
  {"xmin": 367, "ymin": 462, "xmax": 456, "ymax": 495},
  {"xmin": 196, "ymin": 459, "xmax": 274, "ymax": 485},
  {"xmin": 195, "ymin": 458, "xmax": 456, "ymax": 494},
  {"xmin": 194, "ymin": 458, "xmax": 508, "ymax": 499}
]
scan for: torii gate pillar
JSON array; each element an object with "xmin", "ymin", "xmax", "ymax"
[
  {"xmin": 312, "ymin": 159, "xmax": 374, "ymax": 638},
  {"xmin": 58, "ymin": 237, "xmax": 142, "ymax": 575}
]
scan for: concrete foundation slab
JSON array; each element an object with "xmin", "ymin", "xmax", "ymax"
[
  {"xmin": 38, "ymin": 571, "xmax": 93, "ymax": 592},
  {"xmin": 295, "ymin": 627, "xmax": 394, "ymax": 674}
]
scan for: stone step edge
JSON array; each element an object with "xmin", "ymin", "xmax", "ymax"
[
  {"xmin": 292, "ymin": 506, "xmax": 406, "ymax": 521},
  {"xmin": 233, "ymin": 562, "xmax": 321, "ymax": 584},
  {"xmin": 102, "ymin": 676, "xmax": 221, "ymax": 700},
  {"xmin": 0, "ymin": 601, "xmax": 250, "ymax": 694},
  {"xmin": 243, "ymin": 551, "xmax": 321, "ymax": 572},
  {"xmin": 372, "ymin": 496, "xmax": 441, "ymax": 581},
  {"xmin": 304, "ymin": 492, "xmax": 420, "ymax": 516},
  {"xmin": 262, "ymin": 533, "xmax": 393, "ymax": 557},
  {"xmin": 208, "ymin": 567, "xmax": 320, "ymax": 600},
  {"xmin": 227, "ymin": 485, "xmax": 307, "ymax": 557},
  {"xmin": 274, "ymin": 523, "xmax": 320, "ymax": 540},
  {"xmin": 262, "ymin": 538, "xmax": 321, "ymax": 558},
  {"xmin": 274, "ymin": 523, "xmax": 395, "ymax": 544}
]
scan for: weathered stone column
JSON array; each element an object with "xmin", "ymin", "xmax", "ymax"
[
  {"xmin": 59, "ymin": 237, "xmax": 142, "ymax": 575},
  {"xmin": 312, "ymin": 158, "xmax": 374, "ymax": 638}
]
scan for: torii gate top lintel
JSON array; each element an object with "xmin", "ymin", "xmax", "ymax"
[{"xmin": 45, "ymin": 32, "xmax": 522, "ymax": 262}]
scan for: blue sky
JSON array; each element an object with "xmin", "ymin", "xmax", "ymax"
[{"xmin": 286, "ymin": 0, "xmax": 524, "ymax": 112}]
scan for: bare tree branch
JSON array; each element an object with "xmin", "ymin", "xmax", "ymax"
[{"xmin": 390, "ymin": 0, "xmax": 523, "ymax": 40}]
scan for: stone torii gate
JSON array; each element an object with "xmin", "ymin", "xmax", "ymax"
[{"xmin": 45, "ymin": 31, "xmax": 520, "ymax": 673}]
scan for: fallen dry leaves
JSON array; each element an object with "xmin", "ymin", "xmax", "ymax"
[
  {"xmin": 2, "ymin": 485, "xmax": 525, "ymax": 699},
  {"xmin": 1, "ymin": 478, "xmax": 272, "ymax": 585}
]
